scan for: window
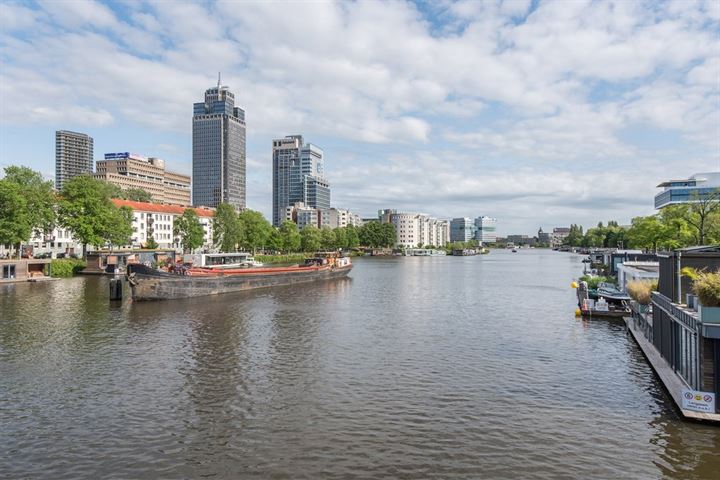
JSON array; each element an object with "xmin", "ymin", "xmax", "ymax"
[{"xmin": 2, "ymin": 264, "xmax": 16, "ymax": 279}]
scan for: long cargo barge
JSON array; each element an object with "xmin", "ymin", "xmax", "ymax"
[{"xmin": 126, "ymin": 255, "xmax": 352, "ymax": 301}]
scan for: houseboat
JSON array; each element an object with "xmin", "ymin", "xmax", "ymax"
[
  {"xmin": 404, "ymin": 248, "xmax": 447, "ymax": 256},
  {"xmin": 625, "ymin": 246, "xmax": 720, "ymax": 423},
  {"xmin": 126, "ymin": 252, "xmax": 352, "ymax": 301}
]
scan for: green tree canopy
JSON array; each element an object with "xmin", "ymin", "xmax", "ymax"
[
  {"xmin": 123, "ymin": 188, "xmax": 154, "ymax": 203},
  {"xmin": 345, "ymin": 225, "xmax": 360, "ymax": 249},
  {"xmin": 333, "ymin": 227, "xmax": 347, "ymax": 250},
  {"xmin": 2, "ymin": 165, "xmax": 56, "ymax": 238},
  {"xmin": 300, "ymin": 225, "xmax": 322, "ymax": 252},
  {"xmin": 320, "ymin": 227, "xmax": 336, "ymax": 251},
  {"xmin": 105, "ymin": 206, "xmax": 134, "ymax": 249},
  {"xmin": 0, "ymin": 179, "xmax": 31, "ymax": 254},
  {"xmin": 239, "ymin": 210, "xmax": 273, "ymax": 253},
  {"xmin": 278, "ymin": 220, "xmax": 301, "ymax": 253},
  {"xmin": 174, "ymin": 209, "xmax": 205, "ymax": 253},
  {"xmin": 58, "ymin": 175, "xmax": 125, "ymax": 256},
  {"xmin": 213, "ymin": 203, "xmax": 244, "ymax": 252}
]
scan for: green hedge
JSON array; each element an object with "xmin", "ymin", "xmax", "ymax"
[
  {"xmin": 50, "ymin": 259, "xmax": 86, "ymax": 277},
  {"xmin": 256, "ymin": 254, "xmax": 307, "ymax": 264}
]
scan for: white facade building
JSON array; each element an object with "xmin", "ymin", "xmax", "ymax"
[{"xmin": 390, "ymin": 212, "xmax": 449, "ymax": 248}]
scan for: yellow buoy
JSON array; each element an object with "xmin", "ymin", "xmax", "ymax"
[
  {"xmin": 571, "ymin": 281, "xmax": 578, "ymax": 289},
  {"xmin": 575, "ymin": 308, "xmax": 582, "ymax": 317}
]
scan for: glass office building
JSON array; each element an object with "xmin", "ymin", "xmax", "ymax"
[
  {"xmin": 450, "ymin": 218, "xmax": 476, "ymax": 242},
  {"xmin": 272, "ymin": 135, "xmax": 331, "ymax": 226},
  {"xmin": 192, "ymin": 81, "xmax": 246, "ymax": 209},
  {"xmin": 654, "ymin": 172, "xmax": 720, "ymax": 209}
]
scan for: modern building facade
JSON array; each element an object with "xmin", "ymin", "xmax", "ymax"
[
  {"xmin": 450, "ymin": 218, "xmax": 476, "ymax": 243},
  {"xmin": 272, "ymin": 135, "xmax": 330, "ymax": 226},
  {"xmin": 284, "ymin": 203, "xmax": 362, "ymax": 230},
  {"xmin": 55, "ymin": 130, "xmax": 93, "ymax": 190},
  {"xmin": 94, "ymin": 152, "xmax": 191, "ymax": 206},
  {"xmin": 475, "ymin": 216, "xmax": 497, "ymax": 244},
  {"xmin": 655, "ymin": 172, "xmax": 720, "ymax": 209},
  {"xmin": 192, "ymin": 80, "xmax": 246, "ymax": 210}
]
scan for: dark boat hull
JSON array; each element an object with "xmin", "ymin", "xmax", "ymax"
[{"xmin": 127, "ymin": 263, "xmax": 352, "ymax": 301}]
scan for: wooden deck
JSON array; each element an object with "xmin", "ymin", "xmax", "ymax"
[{"xmin": 624, "ymin": 316, "xmax": 720, "ymax": 423}]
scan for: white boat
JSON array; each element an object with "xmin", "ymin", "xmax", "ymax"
[{"xmin": 182, "ymin": 252, "xmax": 264, "ymax": 269}]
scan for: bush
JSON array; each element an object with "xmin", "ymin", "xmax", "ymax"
[
  {"xmin": 255, "ymin": 253, "xmax": 307, "ymax": 265},
  {"xmin": 626, "ymin": 280, "xmax": 658, "ymax": 305},
  {"xmin": 691, "ymin": 269, "xmax": 720, "ymax": 307},
  {"xmin": 50, "ymin": 259, "xmax": 86, "ymax": 277},
  {"xmin": 579, "ymin": 275, "xmax": 611, "ymax": 290}
]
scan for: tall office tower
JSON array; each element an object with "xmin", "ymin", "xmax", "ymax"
[
  {"xmin": 272, "ymin": 135, "xmax": 330, "ymax": 226},
  {"xmin": 192, "ymin": 77, "xmax": 246, "ymax": 209},
  {"xmin": 55, "ymin": 130, "xmax": 93, "ymax": 190}
]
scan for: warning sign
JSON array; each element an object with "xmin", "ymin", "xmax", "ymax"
[{"xmin": 682, "ymin": 390, "xmax": 716, "ymax": 413}]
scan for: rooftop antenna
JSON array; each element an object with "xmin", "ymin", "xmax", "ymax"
[{"xmin": 217, "ymin": 72, "xmax": 221, "ymax": 88}]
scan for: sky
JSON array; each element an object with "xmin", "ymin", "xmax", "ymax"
[{"xmin": 1, "ymin": 0, "xmax": 719, "ymax": 235}]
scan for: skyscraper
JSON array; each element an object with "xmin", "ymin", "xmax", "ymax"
[
  {"xmin": 272, "ymin": 135, "xmax": 330, "ymax": 226},
  {"xmin": 192, "ymin": 78, "xmax": 246, "ymax": 209},
  {"xmin": 475, "ymin": 216, "xmax": 498, "ymax": 243},
  {"xmin": 55, "ymin": 130, "xmax": 93, "ymax": 190}
]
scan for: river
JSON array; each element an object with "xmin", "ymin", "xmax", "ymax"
[{"xmin": 1, "ymin": 250, "xmax": 718, "ymax": 479}]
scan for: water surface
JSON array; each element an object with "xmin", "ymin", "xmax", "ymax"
[{"xmin": 1, "ymin": 250, "xmax": 718, "ymax": 479}]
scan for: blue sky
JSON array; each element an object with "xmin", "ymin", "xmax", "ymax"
[{"xmin": 1, "ymin": 0, "xmax": 719, "ymax": 235}]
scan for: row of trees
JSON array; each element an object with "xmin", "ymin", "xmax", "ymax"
[
  {"xmin": 211, "ymin": 202, "xmax": 397, "ymax": 253},
  {"xmin": 563, "ymin": 194, "xmax": 720, "ymax": 251},
  {"xmin": 0, "ymin": 167, "xmax": 135, "ymax": 257}
]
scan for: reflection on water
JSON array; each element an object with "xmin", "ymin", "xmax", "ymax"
[{"xmin": 1, "ymin": 252, "xmax": 719, "ymax": 479}]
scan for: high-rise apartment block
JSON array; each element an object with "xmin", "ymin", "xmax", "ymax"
[
  {"xmin": 475, "ymin": 216, "xmax": 498, "ymax": 244},
  {"xmin": 192, "ymin": 80, "xmax": 246, "ymax": 209},
  {"xmin": 272, "ymin": 135, "xmax": 330, "ymax": 226},
  {"xmin": 94, "ymin": 152, "xmax": 191, "ymax": 206},
  {"xmin": 55, "ymin": 130, "xmax": 94, "ymax": 190}
]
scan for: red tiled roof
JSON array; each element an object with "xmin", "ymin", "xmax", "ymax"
[{"xmin": 111, "ymin": 199, "xmax": 214, "ymax": 217}]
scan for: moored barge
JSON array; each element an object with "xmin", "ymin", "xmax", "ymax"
[{"xmin": 126, "ymin": 253, "xmax": 352, "ymax": 301}]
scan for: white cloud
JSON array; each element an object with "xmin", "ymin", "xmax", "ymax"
[{"xmin": 0, "ymin": 0, "xmax": 718, "ymax": 233}]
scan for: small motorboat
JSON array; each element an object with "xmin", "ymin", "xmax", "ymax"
[{"xmin": 596, "ymin": 282, "xmax": 632, "ymax": 302}]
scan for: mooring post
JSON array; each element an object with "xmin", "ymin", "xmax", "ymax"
[{"xmin": 109, "ymin": 277, "xmax": 123, "ymax": 301}]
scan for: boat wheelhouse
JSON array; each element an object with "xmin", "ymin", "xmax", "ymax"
[{"xmin": 183, "ymin": 252, "xmax": 263, "ymax": 269}]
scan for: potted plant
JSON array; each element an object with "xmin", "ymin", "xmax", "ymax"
[
  {"xmin": 684, "ymin": 268, "xmax": 720, "ymax": 323},
  {"xmin": 627, "ymin": 279, "xmax": 657, "ymax": 314}
]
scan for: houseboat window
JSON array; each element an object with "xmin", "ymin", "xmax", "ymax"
[{"xmin": 3, "ymin": 264, "xmax": 16, "ymax": 279}]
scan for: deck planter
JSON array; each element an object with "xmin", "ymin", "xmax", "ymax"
[{"xmin": 700, "ymin": 305, "xmax": 720, "ymax": 339}]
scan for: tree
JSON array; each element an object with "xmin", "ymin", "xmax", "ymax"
[
  {"xmin": 320, "ymin": 227, "xmax": 337, "ymax": 250},
  {"xmin": 564, "ymin": 224, "xmax": 584, "ymax": 246},
  {"xmin": 682, "ymin": 189, "xmax": 720, "ymax": 245},
  {"xmin": 625, "ymin": 215, "xmax": 673, "ymax": 252},
  {"xmin": 123, "ymin": 188, "xmax": 153, "ymax": 203},
  {"xmin": 345, "ymin": 225, "xmax": 359, "ymax": 249},
  {"xmin": 238, "ymin": 210, "xmax": 273, "ymax": 253},
  {"xmin": 58, "ymin": 175, "xmax": 122, "ymax": 257},
  {"xmin": 174, "ymin": 209, "xmax": 204, "ymax": 253},
  {"xmin": 105, "ymin": 206, "xmax": 134, "ymax": 249},
  {"xmin": 2, "ymin": 166, "xmax": 55, "ymax": 238},
  {"xmin": 213, "ymin": 203, "xmax": 243, "ymax": 252},
  {"xmin": 278, "ymin": 220, "xmax": 301, "ymax": 253},
  {"xmin": 300, "ymin": 225, "xmax": 322, "ymax": 252},
  {"xmin": 0, "ymin": 180, "xmax": 30, "ymax": 256},
  {"xmin": 333, "ymin": 227, "xmax": 347, "ymax": 250},
  {"xmin": 379, "ymin": 223, "xmax": 396, "ymax": 247}
]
